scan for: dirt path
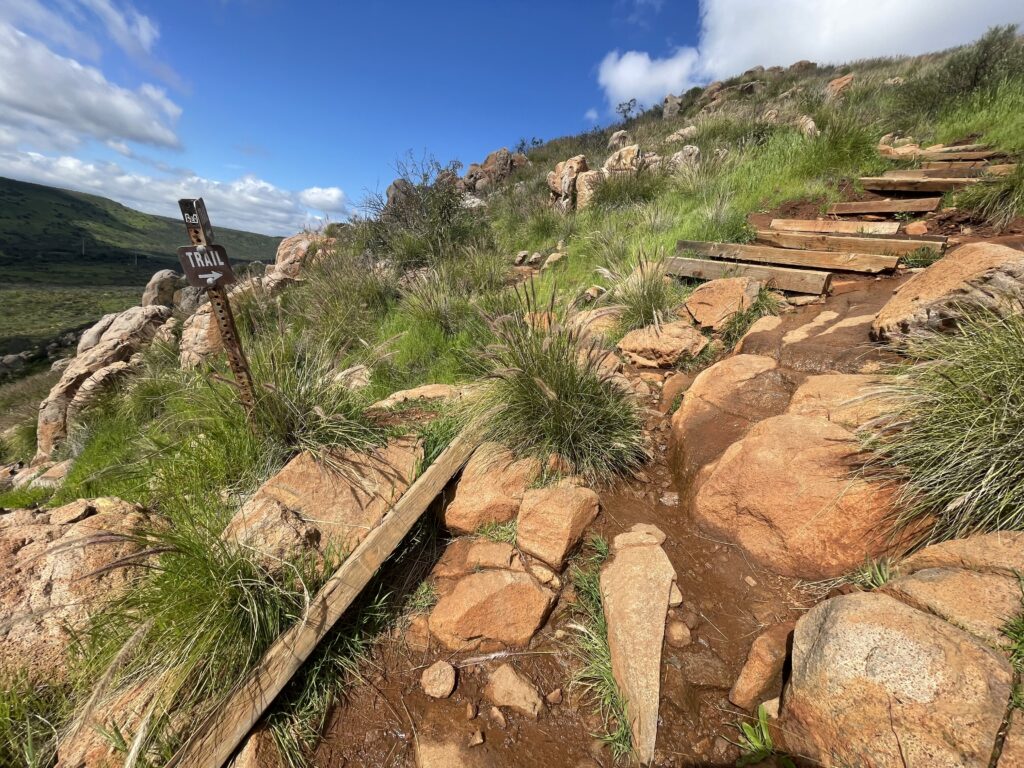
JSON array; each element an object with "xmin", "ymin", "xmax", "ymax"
[{"xmin": 313, "ymin": 274, "xmax": 905, "ymax": 768}]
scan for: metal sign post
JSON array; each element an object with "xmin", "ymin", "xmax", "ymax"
[{"xmin": 177, "ymin": 198, "xmax": 257, "ymax": 417}]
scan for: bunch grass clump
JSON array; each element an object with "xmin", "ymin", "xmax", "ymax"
[
  {"xmin": 468, "ymin": 283, "xmax": 646, "ymax": 483},
  {"xmin": 865, "ymin": 307, "xmax": 1024, "ymax": 544},
  {"xmin": 596, "ymin": 248, "xmax": 686, "ymax": 334},
  {"xmin": 589, "ymin": 169, "xmax": 669, "ymax": 211},
  {"xmin": 955, "ymin": 163, "xmax": 1024, "ymax": 232}
]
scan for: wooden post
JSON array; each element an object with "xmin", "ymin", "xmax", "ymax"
[{"xmin": 177, "ymin": 198, "xmax": 257, "ymax": 417}]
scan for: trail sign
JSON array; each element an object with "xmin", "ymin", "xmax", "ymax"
[
  {"xmin": 177, "ymin": 197, "xmax": 256, "ymax": 417},
  {"xmin": 177, "ymin": 244, "xmax": 238, "ymax": 289}
]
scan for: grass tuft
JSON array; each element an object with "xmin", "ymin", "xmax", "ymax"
[
  {"xmin": 596, "ymin": 249, "xmax": 687, "ymax": 334},
  {"xmin": 468, "ymin": 282, "xmax": 646, "ymax": 483},
  {"xmin": 955, "ymin": 163, "xmax": 1024, "ymax": 232},
  {"xmin": 864, "ymin": 307, "xmax": 1024, "ymax": 545}
]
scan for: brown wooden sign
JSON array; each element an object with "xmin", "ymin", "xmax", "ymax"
[{"xmin": 176, "ymin": 244, "xmax": 238, "ymax": 289}]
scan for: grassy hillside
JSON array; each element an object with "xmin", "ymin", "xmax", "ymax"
[{"xmin": 0, "ymin": 176, "xmax": 282, "ymax": 286}]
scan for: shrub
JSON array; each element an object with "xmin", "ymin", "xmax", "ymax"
[
  {"xmin": 865, "ymin": 307, "xmax": 1024, "ymax": 544},
  {"xmin": 955, "ymin": 163, "xmax": 1024, "ymax": 231},
  {"xmin": 596, "ymin": 249, "xmax": 686, "ymax": 333},
  {"xmin": 468, "ymin": 284, "xmax": 646, "ymax": 483}
]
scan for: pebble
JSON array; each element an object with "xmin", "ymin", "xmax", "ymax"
[
  {"xmin": 489, "ymin": 706, "xmax": 507, "ymax": 729},
  {"xmin": 465, "ymin": 701, "xmax": 477, "ymax": 720},
  {"xmin": 468, "ymin": 729, "xmax": 485, "ymax": 747},
  {"xmin": 420, "ymin": 660, "xmax": 457, "ymax": 698},
  {"xmin": 744, "ymin": 575, "xmax": 758, "ymax": 587},
  {"xmin": 666, "ymin": 620, "xmax": 692, "ymax": 647},
  {"xmin": 546, "ymin": 688, "xmax": 563, "ymax": 705}
]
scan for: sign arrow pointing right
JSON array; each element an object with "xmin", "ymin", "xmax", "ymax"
[{"xmin": 198, "ymin": 271, "xmax": 223, "ymax": 284}]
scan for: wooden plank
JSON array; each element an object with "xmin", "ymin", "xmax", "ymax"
[
  {"xmin": 986, "ymin": 163, "xmax": 1017, "ymax": 177},
  {"xmin": 769, "ymin": 218, "xmax": 900, "ymax": 235},
  {"xmin": 923, "ymin": 143, "xmax": 990, "ymax": 153},
  {"xmin": 754, "ymin": 229, "xmax": 943, "ymax": 257},
  {"xmin": 861, "ymin": 176, "xmax": 979, "ymax": 192},
  {"xmin": 827, "ymin": 198, "xmax": 942, "ymax": 215},
  {"xmin": 166, "ymin": 429, "xmax": 482, "ymax": 768},
  {"xmin": 882, "ymin": 167, "xmax": 982, "ymax": 179},
  {"xmin": 921, "ymin": 160, "xmax": 988, "ymax": 170},
  {"xmin": 666, "ymin": 255, "xmax": 831, "ymax": 294},
  {"xmin": 917, "ymin": 150, "xmax": 1002, "ymax": 161},
  {"xmin": 678, "ymin": 240, "xmax": 899, "ymax": 274}
]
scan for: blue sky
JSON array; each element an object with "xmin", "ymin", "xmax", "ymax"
[{"xmin": 0, "ymin": 0, "xmax": 1021, "ymax": 235}]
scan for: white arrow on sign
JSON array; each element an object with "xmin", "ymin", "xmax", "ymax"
[{"xmin": 199, "ymin": 271, "xmax": 223, "ymax": 284}]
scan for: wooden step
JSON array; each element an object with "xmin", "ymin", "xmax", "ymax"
[
  {"xmin": 883, "ymin": 167, "xmax": 982, "ymax": 179},
  {"xmin": 665, "ymin": 255, "xmax": 832, "ymax": 295},
  {"xmin": 923, "ymin": 143, "xmax": 991, "ymax": 153},
  {"xmin": 861, "ymin": 176, "xmax": 979, "ymax": 192},
  {"xmin": 769, "ymin": 218, "xmax": 900, "ymax": 235},
  {"xmin": 917, "ymin": 150, "xmax": 1003, "ymax": 161},
  {"xmin": 755, "ymin": 229, "xmax": 943, "ymax": 257},
  {"xmin": 921, "ymin": 160, "xmax": 989, "ymax": 171},
  {"xmin": 680, "ymin": 239, "xmax": 899, "ymax": 274},
  {"xmin": 827, "ymin": 198, "xmax": 942, "ymax": 215}
]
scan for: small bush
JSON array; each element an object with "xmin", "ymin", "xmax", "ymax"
[
  {"xmin": 865, "ymin": 307, "xmax": 1024, "ymax": 544},
  {"xmin": 469, "ymin": 284, "xmax": 646, "ymax": 483},
  {"xmin": 955, "ymin": 163, "xmax": 1024, "ymax": 231}
]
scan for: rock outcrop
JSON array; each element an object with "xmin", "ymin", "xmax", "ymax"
[
  {"xmin": 463, "ymin": 148, "xmax": 528, "ymax": 194},
  {"xmin": 871, "ymin": 242, "xmax": 1024, "ymax": 343},
  {"xmin": 36, "ymin": 304, "xmax": 171, "ymax": 460},
  {"xmin": 141, "ymin": 269, "xmax": 185, "ymax": 307},
  {"xmin": 692, "ymin": 414, "xmax": 900, "ymax": 579},
  {"xmin": 546, "ymin": 155, "xmax": 589, "ymax": 211},
  {"xmin": 222, "ymin": 437, "xmax": 422, "ymax": 572},
  {"xmin": 0, "ymin": 498, "xmax": 149, "ymax": 681}
]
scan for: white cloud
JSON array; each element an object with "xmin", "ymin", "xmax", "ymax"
[
  {"xmin": 299, "ymin": 186, "xmax": 349, "ymax": 213},
  {"xmin": 0, "ymin": 0, "xmax": 101, "ymax": 59},
  {"xmin": 598, "ymin": 47, "xmax": 701, "ymax": 111},
  {"xmin": 79, "ymin": 0, "xmax": 159, "ymax": 55},
  {"xmin": 584, "ymin": 108, "xmax": 599, "ymax": 122},
  {"xmin": 0, "ymin": 150, "xmax": 335, "ymax": 236},
  {"xmin": 0, "ymin": 23, "xmax": 181, "ymax": 150},
  {"xmin": 596, "ymin": 0, "xmax": 1024, "ymax": 110}
]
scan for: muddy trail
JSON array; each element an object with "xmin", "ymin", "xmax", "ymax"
[{"xmin": 311, "ymin": 274, "xmax": 904, "ymax": 768}]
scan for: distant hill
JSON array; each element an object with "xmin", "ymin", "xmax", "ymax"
[{"xmin": 0, "ymin": 176, "xmax": 283, "ymax": 286}]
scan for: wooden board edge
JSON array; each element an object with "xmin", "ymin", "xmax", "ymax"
[{"xmin": 165, "ymin": 428, "xmax": 482, "ymax": 768}]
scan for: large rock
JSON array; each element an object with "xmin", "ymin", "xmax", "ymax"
[
  {"xmin": 443, "ymin": 443, "xmax": 540, "ymax": 535},
  {"xmin": 824, "ymin": 73, "xmax": 855, "ymax": 101},
  {"xmin": 178, "ymin": 300, "xmax": 221, "ymax": 368},
  {"xmin": 692, "ymin": 414, "xmax": 900, "ymax": 578},
  {"xmin": 898, "ymin": 530, "xmax": 1024, "ymax": 575},
  {"xmin": 785, "ymin": 373, "xmax": 886, "ymax": 429},
  {"xmin": 516, "ymin": 484, "xmax": 599, "ymax": 569},
  {"xmin": 617, "ymin": 320, "xmax": 708, "ymax": 368},
  {"xmin": 369, "ymin": 383, "xmax": 460, "ymax": 411},
  {"xmin": 667, "ymin": 125, "xmax": 698, "ymax": 142},
  {"xmin": 601, "ymin": 525, "xmax": 677, "ymax": 765},
  {"xmin": 427, "ymin": 569, "xmax": 555, "ymax": 650},
  {"xmin": 781, "ymin": 592, "xmax": 1012, "ymax": 767},
  {"xmin": 36, "ymin": 305, "xmax": 171, "ymax": 459},
  {"xmin": 682, "ymin": 277, "xmax": 760, "ymax": 331},
  {"xmin": 141, "ymin": 269, "xmax": 184, "ymax": 307},
  {"xmin": 575, "ymin": 169, "xmax": 603, "ymax": 210},
  {"xmin": 268, "ymin": 233, "xmax": 316, "ymax": 282},
  {"xmin": 222, "ymin": 437, "xmax": 422, "ymax": 572},
  {"xmin": 871, "ymin": 243, "xmax": 1024, "ymax": 343},
  {"xmin": 0, "ymin": 498, "xmax": 148, "ymax": 682},
  {"xmin": 484, "ymin": 663, "xmax": 543, "ymax": 718},
  {"xmin": 463, "ymin": 147, "xmax": 527, "ymax": 193},
  {"xmin": 603, "ymin": 144, "xmax": 643, "ymax": 175},
  {"xmin": 671, "ymin": 354, "xmax": 795, "ymax": 481},
  {"xmin": 607, "ymin": 129, "xmax": 632, "ymax": 151},
  {"xmin": 546, "ymin": 155, "xmax": 588, "ymax": 211}
]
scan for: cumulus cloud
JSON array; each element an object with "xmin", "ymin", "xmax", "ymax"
[
  {"xmin": 0, "ymin": 0, "xmax": 101, "ymax": 59},
  {"xmin": 0, "ymin": 151, "xmax": 337, "ymax": 236},
  {"xmin": 584, "ymin": 108, "xmax": 599, "ymax": 122},
  {"xmin": 596, "ymin": 0, "xmax": 1024, "ymax": 110},
  {"xmin": 598, "ymin": 47, "xmax": 700, "ymax": 110},
  {"xmin": 299, "ymin": 186, "xmax": 349, "ymax": 213},
  {"xmin": 0, "ymin": 23, "xmax": 181, "ymax": 150}
]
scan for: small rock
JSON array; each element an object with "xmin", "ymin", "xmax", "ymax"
[
  {"xmin": 617, "ymin": 320, "xmax": 708, "ymax": 368},
  {"xmin": 516, "ymin": 484, "xmax": 599, "ymax": 569},
  {"xmin": 666, "ymin": 621, "xmax": 692, "ymax": 647},
  {"xmin": 421, "ymin": 660, "xmax": 457, "ymax": 698},
  {"xmin": 488, "ymin": 705, "xmax": 507, "ymax": 728},
  {"xmin": 546, "ymin": 688, "xmax": 563, "ymax": 705},
  {"xmin": 465, "ymin": 701, "xmax": 477, "ymax": 720},
  {"xmin": 668, "ymin": 582, "xmax": 683, "ymax": 606},
  {"xmin": 484, "ymin": 663, "xmax": 544, "ymax": 719},
  {"xmin": 904, "ymin": 221, "xmax": 929, "ymax": 236},
  {"xmin": 467, "ymin": 730, "xmax": 484, "ymax": 747},
  {"xmin": 744, "ymin": 576, "xmax": 758, "ymax": 587},
  {"xmin": 729, "ymin": 622, "xmax": 794, "ymax": 711}
]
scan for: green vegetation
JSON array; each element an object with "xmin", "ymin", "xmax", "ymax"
[
  {"xmin": 0, "ymin": 673, "xmax": 68, "ymax": 768},
  {"xmin": 476, "ymin": 519, "xmax": 518, "ymax": 544},
  {"xmin": 955, "ymin": 163, "xmax": 1024, "ymax": 231},
  {"xmin": 596, "ymin": 250, "xmax": 687, "ymax": 335},
  {"xmin": 567, "ymin": 536, "xmax": 632, "ymax": 760},
  {"xmin": 731, "ymin": 705, "xmax": 795, "ymax": 767},
  {"xmin": 1001, "ymin": 578, "xmax": 1024, "ymax": 674},
  {"xmin": 468, "ymin": 285, "xmax": 646, "ymax": 483},
  {"xmin": 0, "ymin": 286, "xmax": 140, "ymax": 355},
  {"xmin": 865, "ymin": 309, "xmax": 1024, "ymax": 545},
  {"xmin": 721, "ymin": 287, "xmax": 783, "ymax": 349},
  {"xmin": 848, "ymin": 558, "xmax": 895, "ymax": 590}
]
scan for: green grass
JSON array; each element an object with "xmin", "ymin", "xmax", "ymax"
[
  {"xmin": 954, "ymin": 163, "xmax": 1024, "ymax": 231},
  {"xmin": 0, "ymin": 673, "xmax": 68, "ymax": 768},
  {"xmin": 731, "ymin": 705, "xmax": 795, "ymax": 767},
  {"xmin": 467, "ymin": 284, "xmax": 646, "ymax": 483},
  {"xmin": 720, "ymin": 287, "xmax": 784, "ymax": 350},
  {"xmin": 864, "ymin": 309, "xmax": 1024, "ymax": 545},
  {"xmin": 0, "ymin": 485, "xmax": 52, "ymax": 510},
  {"xmin": 1002, "ymin": 578, "xmax": 1024, "ymax": 673},
  {"xmin": 848, "ymin": 558, "xmax": 895, "ymax": 590},
  {"xmin": 590, "ymin": 169, "xmax": 669, "ymax": 210},
  {"xmin": 476, "ymin": 519, "xmax": 518, "ymax": 544},
  {"xmin": 902, "ymin": 245, "xmax": 944, "ymax": 269},
  {"xmin": 596, "ymin": 249, "xmax": 687, "ymax": 335},
  {"xmin": 566, "ymin": 536, "xmax": 632, "ymax": 760}
]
